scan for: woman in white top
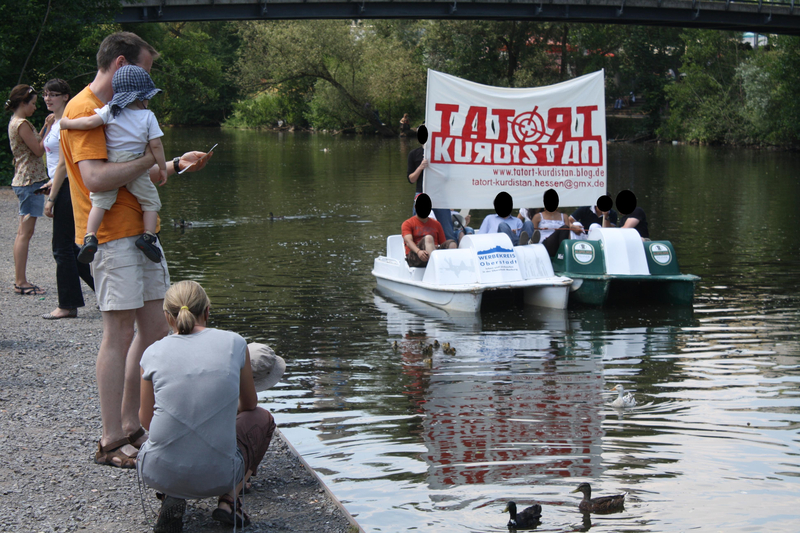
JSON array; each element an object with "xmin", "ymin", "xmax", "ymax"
[
  {"xmin": 530, "ymin": 190, "xmax": 584, "ymax": 256},
  {"xmin": 40, "ymin": 79, "xmax": 94, "ymax": 319}
]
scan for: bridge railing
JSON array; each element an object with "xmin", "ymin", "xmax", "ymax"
[{"xmin": 118, "ymin": 0, "xmax": 800, "ymax": 35}]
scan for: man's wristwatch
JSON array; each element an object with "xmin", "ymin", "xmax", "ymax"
[{"xmin": 172, "ymin": 157, "xmax": 181, "ymax": 174}]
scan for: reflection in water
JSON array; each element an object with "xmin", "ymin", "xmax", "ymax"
[
  {"xmin": 380, "ymin": 293, "xmax": 606, "ymax": 487},
  {"xmin": 158, "ymin": 130, "xmax": 800, "ymax": 532}
]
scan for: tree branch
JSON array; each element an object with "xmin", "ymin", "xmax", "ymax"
[{"xmin": 19, "ymin": 0, "xmax": 52, "ymax": 84}]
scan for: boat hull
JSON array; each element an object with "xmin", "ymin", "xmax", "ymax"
[
  {"xmin": 374, "ymin": 276, "xmax": 483, "ymax": 312},
  {"xmin": 372, "ymin": 234, "xmax": 572, "ymax": 313},
  {"xmin": 566, "ymin": 275, "xmax": 698, "ymax": 307},
  {"xmin": 552, "ymin": 228, "xmax": 700, "ymax": 307}
]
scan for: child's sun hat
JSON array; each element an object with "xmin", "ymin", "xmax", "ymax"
[{"xmin": 109, "ymin": 64, "xmax": 161, "ymax": 117}]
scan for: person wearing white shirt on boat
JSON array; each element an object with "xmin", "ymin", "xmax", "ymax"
[
  {"xmin": 479, "ymin": 192, "xmax": 534, "ymax": 246},
  {"xmin": 529, "ymin": 189, "xmax": 584, "ymax": 255}
]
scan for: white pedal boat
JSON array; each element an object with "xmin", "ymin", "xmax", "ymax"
[{"xmin": 372, "ymin": 233, "xmax": 572, "ymax": 313}]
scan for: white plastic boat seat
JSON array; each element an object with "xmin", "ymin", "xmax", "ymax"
[
  {"xmin": 586, "ymin": 227, "xmax": 650, "ymax": 275},
  {"xmin": 387, "ymin": 235, "xmax": 406, "ymax": 262},
  {"xmin": 458, "ymin": 233, "xmax": 523, "ymax": 283},
  {"xmin": 515, "ymin": 243, "xmax": 556, "ymax": 279},
  {"xmin": 422, "ymin": 249, "xmax": 480, "ymax": 286}
]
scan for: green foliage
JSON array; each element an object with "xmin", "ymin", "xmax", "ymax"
[
  {"xmin": 658, "ymin": 31, "xmax": 800, "ymax": 145},
  {"xmin": 225, "ymin": 90, "xmax": 284, "ymax": 128},
  {"xmin": 225, "ymin": 79, "xmax": 312, "ymax": 129},
  {"xmin": 761, "ymin": 35, "xmax": 800, "ymax": 143},
  {"xmin": 617, "ymin": 26, "xmax": 684, "ymax": 128},
  {"xmin": 419, "ymin": 21, "xmax": 563, "ymax": 87},
  {"xmin": 233, "ymin": 20, "xmax": 424, "ymax": 133},
  {"xmin": 127, "ymin": 22, "xmax": 240, "ymax": 125},
  {"xmin": 0, "ymin": 0, "xmax": 121, "ymax": 185}
]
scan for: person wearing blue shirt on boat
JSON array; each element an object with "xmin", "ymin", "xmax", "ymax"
[
  {"xmin": 451, "ymin": 210, "xmax": 474, "ymax": 243},
  {"xmin": 479, "ymin": 192, "xmax": 535, "ymax": 246},
  {"xmin": 402, "ymin": 193, "xmax": 457, "ymax": 267}
]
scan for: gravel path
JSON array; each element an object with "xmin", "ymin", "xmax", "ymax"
[{"xmin": 0, "ymin": 188, "xmax": 358, "ymax": 533}]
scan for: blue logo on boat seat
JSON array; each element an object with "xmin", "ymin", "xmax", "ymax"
[{"xmin": 477, "ymin": 246, "xmax": 514, "ymax": 256}]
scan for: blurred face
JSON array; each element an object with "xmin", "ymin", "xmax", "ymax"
[
  {"xmin": 119, "ymin": 49, "xmax": 153, "ymax": 74},
  {"xmin": 20, "ymin": 95, "xmax": 37, "ymax": 117},
  {"xmin": 138, "ymin": 50, "xmax": 154, "ymax": 73},
  {"xmin": 44, "ymin": 90, "xmax": 68, "ymax": 113}
]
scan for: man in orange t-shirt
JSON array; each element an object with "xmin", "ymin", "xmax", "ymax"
[
  {"xmin": 60, "ymin": 32, "xmax": 212, "ymax": 470},
  {"xmin": 401, "ymin": 193, "xmax": 457, "ymax": 267}
]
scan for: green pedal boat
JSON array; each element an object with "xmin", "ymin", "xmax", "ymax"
[{"xmin": 551, "ymin": 227, "xmax": 699, "ymax": 306}]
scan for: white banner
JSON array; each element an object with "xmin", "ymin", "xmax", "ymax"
[{"xmin": 423, "ymin": 69, "xmax": 607, "ymax": 209}]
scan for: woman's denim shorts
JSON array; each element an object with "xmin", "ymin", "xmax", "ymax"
[{"xmin": 13, "ymin": 181, "xmax": 47, "ymax": 217}]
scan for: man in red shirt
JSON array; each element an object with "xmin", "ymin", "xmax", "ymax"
[{"xmin": 402, "ymin": 193, "xmax": 457, "ymax": 267}]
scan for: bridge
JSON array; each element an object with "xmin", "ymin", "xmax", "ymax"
[{"xmin": 118, "ymin": 0, "xmax": 800, "ymax": 35}]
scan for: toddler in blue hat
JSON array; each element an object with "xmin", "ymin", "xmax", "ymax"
[{"xmin": 60, "ymin": 64, "xmax": 167, "ymax": 263}]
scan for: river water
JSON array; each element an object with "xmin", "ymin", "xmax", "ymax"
[{"xmin": 159, "ymin": 129, "xmax": 800, "ymax": 532}]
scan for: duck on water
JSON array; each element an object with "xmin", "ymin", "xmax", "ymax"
[
  {"xmin": 571, "ymin": 482, "xmax": 626, "ymax": 514},
  {"xmin": 503, "ymin": 501, "xmax": 542, "ymax": 529}
]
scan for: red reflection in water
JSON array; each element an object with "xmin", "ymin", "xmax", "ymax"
[{"xmin": 401, "ymin": 338, "xmax": 605, "ymax": 487}]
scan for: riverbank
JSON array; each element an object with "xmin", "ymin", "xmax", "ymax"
[{"xmin": 0, "ymin": 188, "xmax": 358, "ymax": 532}]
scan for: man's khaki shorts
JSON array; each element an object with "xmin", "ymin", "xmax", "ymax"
[{"xmin": 92, "ymin": 235, "xmax": 170, "ymax": 312}]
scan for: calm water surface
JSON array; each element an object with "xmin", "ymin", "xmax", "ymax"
[{"xmin": 159, "ymin": 129, "xmax": 800, "ymax": 532}]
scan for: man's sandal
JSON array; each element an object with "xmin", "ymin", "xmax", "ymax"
[
  {"xmin": 127, "ymin": 426, "xmax": 148, "ymax": 449},
  {"xmin": 212, "ymin": 494, "xmax": 250, "ymax": 527},
  {"xmin": 94, "ymin": 438, "xmax": 137, "ymax": 468}
]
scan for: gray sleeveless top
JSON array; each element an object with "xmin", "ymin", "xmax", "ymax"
[{"xmin": 138, "ymin": 328, "xmax": 246, "ymax": 499}]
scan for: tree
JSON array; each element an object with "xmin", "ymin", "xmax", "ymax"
[
  {"xmin": 660, "ymin": 30, "xmax": 749, "ymax": 143},
  {"xmin": 761, "ymin": 35, "xmax": 800, "ymax": 144},
  {"xmin": 419, "ymin": 21, "xmax": 562, "ymax": 88},
  {"xmin": 125, "ymin": 22, "xmax": 241, "ymax": 125},
  {"xmin": 234, "ymin": 20, "xmax": 424, "ymax": 135},
  {"xmin": 0, "ymin": 0, "xmax": 121, "ymax": 184},
  {"xmin": 617, "ymin": 26, "xmax": 684, "ymax": 127}
]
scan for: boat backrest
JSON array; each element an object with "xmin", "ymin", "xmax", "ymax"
[
  {"xmin": 387, "ymin": 235, "xmax": 406, "ymax": 261},
  {"xmin": 586, "ymin": 227, "xmax": 650, "ymax": 275},
  {"xmin": 515, "ymin": 243, "xmax": 556, "ymax": 278},
  {"xmin": 459, "ymin": 233, "xmax": 523, "ymax": 283},
  {"xmin": 422, "ymin": 249, "xmax": 480, "ymax": 285}
]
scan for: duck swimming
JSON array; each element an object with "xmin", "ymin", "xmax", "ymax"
[
  {"xmin": 269, "ymin": 212, "xmax": 284, "ymax": 220},
  {"xmin": 503, "ymin": 501, "xmax": 542, "ymax": 529},
  {"xmin": 570, "ymin": 483, "xmax": 626, "ymax": 514},
  {"xmin": 173, "ymin": 219, "xmax": 192, "ymax": 228},
  {"xmin": 610, "ymin": 384, "xmax": 637, "ymax": 408}
]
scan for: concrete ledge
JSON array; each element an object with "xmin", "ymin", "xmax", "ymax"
[{"xmin": 277, "ymin": 428, "xmax": 365, "ymax": 533}]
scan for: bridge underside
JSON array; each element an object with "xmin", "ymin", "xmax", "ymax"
[{"xmin": 118, "ymin": 0, "xmax": 800, "ymax": 35}]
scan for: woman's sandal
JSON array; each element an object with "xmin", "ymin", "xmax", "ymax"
[
  {"xmin": 94, "ymin": 438, "xmax": 137, "ymax": 469},
  {"xmin": 14, "ymin": 284, "xmax": 45, "ymax": 296},
  {"xmin": 212, "ymin": 494, "xmax": 250, "ymax": 527}
]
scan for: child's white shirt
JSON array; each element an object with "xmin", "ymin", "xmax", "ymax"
[{"xmin": 94, "ymin": 104, "xmax": 164, "ymax": 154}]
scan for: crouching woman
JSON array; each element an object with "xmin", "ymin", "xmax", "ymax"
[{"xmin": 138, "ymin": 280, "xmax": 276, "ymax": 531}]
